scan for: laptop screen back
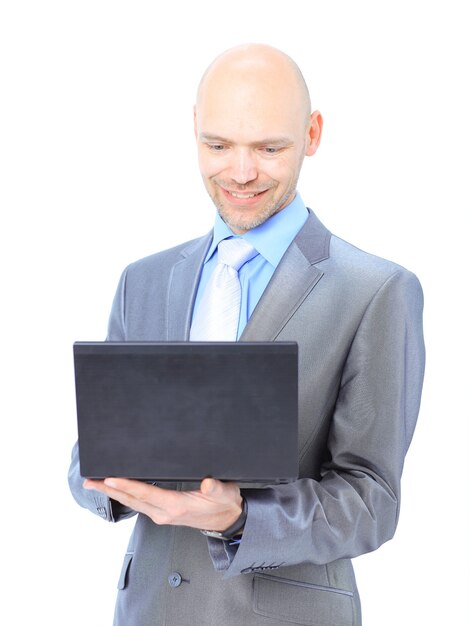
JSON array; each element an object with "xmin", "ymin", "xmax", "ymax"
[{"xmin": 74, "ymin": 341, "xmax": 298, "ymax": 483}]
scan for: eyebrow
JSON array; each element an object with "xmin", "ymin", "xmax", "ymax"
[{"xmin": 198, "ymin": 133, "xmax": 293, "ymax": 146}]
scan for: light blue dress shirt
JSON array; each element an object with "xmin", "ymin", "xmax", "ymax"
[{"xmin": 192, "ymin": 193, "xmax": 309, "ymax": 339}]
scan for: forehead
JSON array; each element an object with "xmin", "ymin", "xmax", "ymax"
[{"xmin": 196, "ymin": 69, "xmax": 306, "ymax": 142}]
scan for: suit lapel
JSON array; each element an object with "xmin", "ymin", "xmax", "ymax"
[
  {"xmin": 240, "ymin": 211, "xmax": 331, "ymax": 341},
  {"xmin": 167, "ymin": 233, "xmax": 212, "ymax": 340},
  {"xmin": 166, "ymin": 210, "xmax": 330, "ymax": 342}
]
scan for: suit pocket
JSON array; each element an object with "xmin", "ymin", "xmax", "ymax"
[
  {"xmin": 253, "ymin": 573, "xmax": 354, "ymax": 626},
  {"xmin": 117, "ymin": 552, "xmax": 133, "ymax": 590}
]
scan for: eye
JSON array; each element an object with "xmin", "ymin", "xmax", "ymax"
[
  {"xmin": 262, "ymin": 146, "xmax": 282, "ymax": 154},
  {"xmin": 207, "ymin": 144, "xmax": 227, "ymax": 152}
]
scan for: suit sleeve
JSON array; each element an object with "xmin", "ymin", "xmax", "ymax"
[
  {"xmin": 68, "ymin": 268, "xmax": 135, "ymax": 522},
  {"xmin": 207, "ymin": 268, "xmax": 425, "ymax": 578}
]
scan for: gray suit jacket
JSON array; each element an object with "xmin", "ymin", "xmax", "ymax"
[{"xmin": 69, "ymin": 210, "xmax": 425, "ymax": 626}]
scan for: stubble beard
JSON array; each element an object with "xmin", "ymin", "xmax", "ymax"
[{"xmin": 208, "ymin": 180, "xmax": 298, "ymax": 234}]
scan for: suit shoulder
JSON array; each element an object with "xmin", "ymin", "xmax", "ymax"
[
  {"xmin": 329, "ymin": 235, "xmax": 420, "ymax": 280},
  {"xmin": 323, "ymin": 235, "xmax": 423, "ymax": 304}
]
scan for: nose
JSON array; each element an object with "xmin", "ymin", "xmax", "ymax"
[{"xmin": 229, "ymin": 148, "xmax": 258, "ymax": 185}]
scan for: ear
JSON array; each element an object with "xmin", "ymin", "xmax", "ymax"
[
  {"xmin": 193, "ymin": 105, "xmax": 198, "ymax": 139},
  {"xmin": 305, "ymin": 110, "xmax": 323, "ymax": 156}
]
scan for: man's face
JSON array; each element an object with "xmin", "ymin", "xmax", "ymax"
[{"xmin": 195, "ymin": 74, "xmax": 319, "ymax": 234}]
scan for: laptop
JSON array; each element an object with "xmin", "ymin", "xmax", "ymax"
[{"xmin": 73, "ymin": 341, "xmax": 298, "ymax": 483}]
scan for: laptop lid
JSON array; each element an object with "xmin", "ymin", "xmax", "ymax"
[{"xmin": 73, "ymin": 341, "xmax": 298, "ymax": 483}]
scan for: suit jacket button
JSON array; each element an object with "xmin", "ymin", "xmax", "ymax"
[{"xmin": 168, "ymin": 572, "xmax": 182, "ymax": 588}]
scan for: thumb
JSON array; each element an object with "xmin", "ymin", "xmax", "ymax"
[{"xmin": 200, "ymin": 477, "xmax": 222, "ymax": 497}]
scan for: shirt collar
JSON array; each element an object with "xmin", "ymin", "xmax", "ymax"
[{"xmin": 205, "ymin": 193, "xmax": 309, "ymax": 267}]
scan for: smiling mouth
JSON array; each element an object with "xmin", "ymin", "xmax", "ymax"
[
  {"xmin": 222, "ymin": 188, "xmax": 268, "ymax": 199},
  {"xmin": 230, "ymin": 191, "xmax": 258, "ymax": 198}
]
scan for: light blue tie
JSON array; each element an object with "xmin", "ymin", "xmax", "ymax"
[{"xmin": 190, "ymin": 238, "xmax": 258, "ymax": 341}]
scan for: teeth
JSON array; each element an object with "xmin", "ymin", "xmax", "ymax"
[{"xmin": 230, "ymin": 191, "xmax": 258, "ymax": 198}]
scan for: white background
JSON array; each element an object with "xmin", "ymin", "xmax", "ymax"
[{"xmin": 1, "ymin": 1, "xmax": 468, "ymax": 625}]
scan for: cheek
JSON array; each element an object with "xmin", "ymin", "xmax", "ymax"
[
  {"xmin": 262, "ymin": 160, "xmax": 296, "ymax": 186},
  {"xmin": 277, "ymin": 154, "xmax": 304, "ymax": 184},
  {"xmin": 198, "ymin": 154, "xmax": 225, "ymax": 180}
]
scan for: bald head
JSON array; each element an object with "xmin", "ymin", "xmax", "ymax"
[
  {"xmin": 194, "ymin": 43, "xmax": 322, "ymax": 234},
  {"xmin": 197, "ymin": 44, "xmax": 312, "ymax": 127}
]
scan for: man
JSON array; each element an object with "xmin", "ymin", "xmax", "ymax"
[{"xmin": 69, "ymin": 44, "xmax": 425, "ymax": 625}]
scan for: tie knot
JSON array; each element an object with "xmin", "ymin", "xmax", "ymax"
[{"xmin": 217, "ymin": 238, "xmax": 257, "ymax": 271}]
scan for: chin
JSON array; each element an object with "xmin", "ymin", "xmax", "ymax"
[
  {"xmin": 217, "ymin": 200, "xmax": 281, "ymax": 233},
  {"xmin": 219, "ymin": 209, "xmax": 269, "ymax": 233}
]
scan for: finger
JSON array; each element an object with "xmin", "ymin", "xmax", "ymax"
[
  {"xmin": 84, "ymin": 478, "xmax": 149, "ymax": 502},
  {"xmin": 84, "ymin": 478, "xmax": 105, "ymax": 490},
  {"xmin": 103, "ymin": 477, "xmax": 148, "ymax": 493},
  {"xmin": 101, "ymin": 478, "xmax": 171, "ymax": 509},
  {"xmin": 200, "ymin": 478, "xmax": 240, "ymax": 504},
  {"xmin": 200, "ymin": 477, "xmax": 234, "ymax": 500},
  {"xmin": 92, "ymin": 480, "xmax": 170, "ymax": 521},
  {"xmin": 200, "ymin": 477, "xmax": 219, "ymax": 496}
]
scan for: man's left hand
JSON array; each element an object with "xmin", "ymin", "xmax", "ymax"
[{"xmin": 84, "ymin": 477, "xmax": 243, "ymax": 532}]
